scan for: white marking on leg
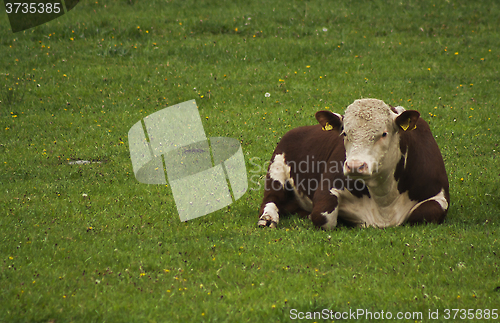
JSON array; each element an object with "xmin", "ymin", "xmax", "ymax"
[
  {"xmin": 409, "ymin": 188, "xmax": 449, "ymax": 214},
  {"xmin": 259, "ymin": 202, "xmax": 280, "ymax": 226},
  {"xmin": 317, "ymin": 188, "xmax": 342, "ymax": 229},
  {"xmin": 321, "ymin": 209, "xmax": 338, "ymax": 230},
  {"xmin": 269, "ymin": 153, "xmax": 290, "ymax": 186}
]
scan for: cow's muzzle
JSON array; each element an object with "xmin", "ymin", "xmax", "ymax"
[{"xmin": 344, "ymin": 159, "xmax": 371, "ymax": 177}]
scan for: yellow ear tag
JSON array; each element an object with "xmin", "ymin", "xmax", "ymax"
[
  {"xmin": 323, "ymin": 122, "xmax": 333, "ymax": 131},
  {"xmin": 400, "ymin": 118, "xmax": 411, "ymax": 131}
]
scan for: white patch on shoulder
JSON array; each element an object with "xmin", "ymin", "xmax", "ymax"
[
  {"xmin": 258, "ymin": 202, "xmax": 280, "ymax": 227},
  {"xmin": 409, "ymin": 188, "xmax": 449, "ymax": 213},
  {"xmin": 269, "ymin": 153, "xmax": 290, "ymax": 186}
]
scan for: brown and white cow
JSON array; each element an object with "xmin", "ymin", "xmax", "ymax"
[{"xmin": 258, "ymin": 98, "xmax": 450, "ymax": 229}]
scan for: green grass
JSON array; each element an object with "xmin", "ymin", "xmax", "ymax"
[{"xmin": 1, "ymin": 0, "xmax": 499, "ymax": 321}]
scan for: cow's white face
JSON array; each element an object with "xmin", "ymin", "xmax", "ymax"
[{"xmin": 341, "ymin": 99, "xmax": 401, "ymax": 180}]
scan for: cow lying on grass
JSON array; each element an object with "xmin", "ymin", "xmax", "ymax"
[{"xmin": 258, "ymin": 98, "xmax": 450, "ymax": 229}]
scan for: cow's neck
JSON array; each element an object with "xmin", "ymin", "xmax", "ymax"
[{"xmin": 364, "ymin": 168, "xmax": 400, "ymax": 208}]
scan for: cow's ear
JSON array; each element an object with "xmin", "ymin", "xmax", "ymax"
[
  {"xmin": 315, "ymin": 111, "xmax": 343, "ymax": 131},
  {"xmin": 395, "ymin": 110, "xmax": 420, "ymax": 132}
]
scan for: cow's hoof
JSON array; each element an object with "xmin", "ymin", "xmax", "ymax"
[{"xmin": 257, "ymin": 219, "xmax": 278, "ymax": 228}]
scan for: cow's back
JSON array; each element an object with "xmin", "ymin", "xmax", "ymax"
[{"xmin": 272, "ymin": 124, "xmax": 345, "ymax": 198}]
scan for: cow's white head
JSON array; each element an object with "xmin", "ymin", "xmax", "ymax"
[{"xmin": 316, "ymin": 99, "xmax": 420, "ymax": 182}]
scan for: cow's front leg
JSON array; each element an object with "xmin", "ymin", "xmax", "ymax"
[
  {"xmin": 258, "ymin": 153, "xmax": 293, "ymax": 228},
  {"xmin": 406, "ymin": 201, "xmax": 448, "ymax": 225},
  {"xmin": 406, "ymin": 189, "xmax": 449, "ymax": 224},
  {"xmin": 259, "ymin": 179, "xmax": 299, "ymax": 228},
  {"xmin": 309, "ymin": 188, "xmax": 341, "ymax": 230}
]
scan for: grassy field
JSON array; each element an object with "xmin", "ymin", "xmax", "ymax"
[{"xmin": 1, "ymin": 0, "xmax": 499, "ymax": 321}]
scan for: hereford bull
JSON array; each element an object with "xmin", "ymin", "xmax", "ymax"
[{"xmin": 258, "ymin": 98, "xmax": 450, "ymax": 229}]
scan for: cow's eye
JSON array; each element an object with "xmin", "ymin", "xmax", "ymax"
[{"xmin": 382, "ymin": 132, "xmax": 388, "ymax": 138}]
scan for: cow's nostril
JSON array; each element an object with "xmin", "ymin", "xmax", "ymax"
[{"xmin": 345, "ymin": 160, "xmax": 369, "ymax": 175}]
